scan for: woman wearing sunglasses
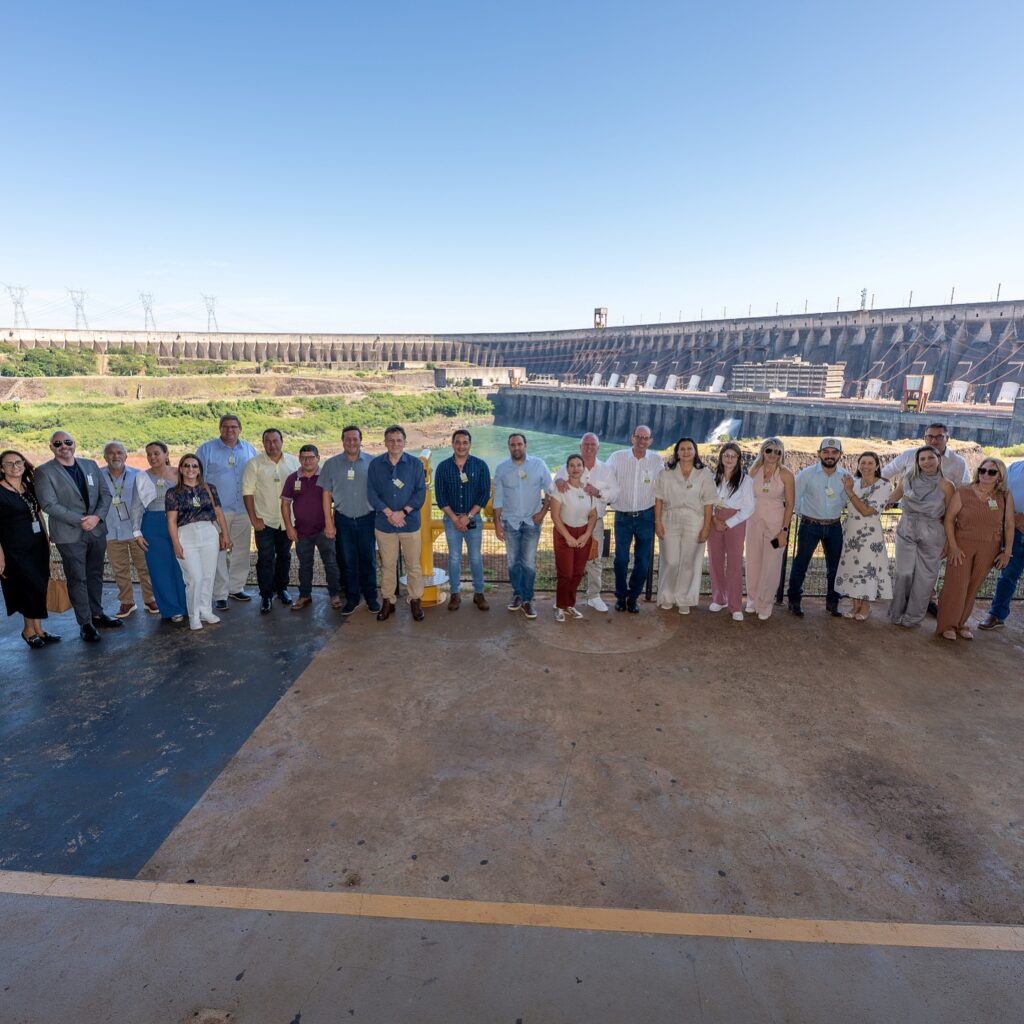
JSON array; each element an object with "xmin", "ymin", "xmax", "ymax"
[
  {"xmin": 166, "ymin": 454, "xmax": 232, "ymax": 630},
  {"xmin": 744, "ymin": 438, "xmax": 794, "ymax": 620},
  {"xmin": 935, "ymin": 458, "xmax": 1015, "ymax": 641}
]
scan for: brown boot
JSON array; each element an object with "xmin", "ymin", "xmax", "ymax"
[
  {"xmin": 291, "ymin": 596, "xmax": 313, "ymax": 611},
  {"xmin": 448, "ymin": 593, "xmax": 461, "ymax": 611},
  {"xmin": 473, "ymin": 592, "xmax": 489, "ymax": 611},
  {"xmin": 376, "ymin": 599, "xmax": 394, "ymax": 621},
  {"xmin": 410, "ymin": 598, "xmax": 425, "ymax": 622}
]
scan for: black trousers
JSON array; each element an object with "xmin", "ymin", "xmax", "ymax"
[
  {"xmin": 786, "ymin": 519, "xmax": 843, "ymax": 609},
  {"xmin": 57, "ymin": 531, "xmax": 108, "ymax": 625},
  {"xmin": 254, "ymin": 525, "xmax": 292, "ymax": 597}
]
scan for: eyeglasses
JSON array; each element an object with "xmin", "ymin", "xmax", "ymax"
[
  {"xmin": 763, "ymin": 448, "xmax": 781, "ymax": 455},
  {"xmin": 52, "ymin": 439, "xmax": 75, "ymax": 448},
  {"xmin": 181, "ymin": 463, "xmax": 200, "ymax": 471},
  {"xmin": 978, "ymin": 467, "xmax": 999, "ymax": 477}
]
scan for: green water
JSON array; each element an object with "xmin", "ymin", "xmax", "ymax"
[{"xmin": 423, "ymin": 423, "xmax": 621, "ymax": 472}]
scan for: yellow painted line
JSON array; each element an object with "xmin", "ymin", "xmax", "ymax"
[{"xmin": 1, "ymin": 870, "xmax": 1021, "ymax": 952}]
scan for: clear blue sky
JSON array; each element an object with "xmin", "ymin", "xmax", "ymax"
[{"xmin": 4, "ymin": 0, "xmax": 1022, "ymax": 334}]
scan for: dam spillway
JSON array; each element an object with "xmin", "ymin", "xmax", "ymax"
[{"xmin": 4, "ymin": 299, "xmax": 1022, "ymax": 405}]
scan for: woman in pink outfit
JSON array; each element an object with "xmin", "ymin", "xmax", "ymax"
[
  {"xmin": 744, "ymin": 438, "xmax": 795, "ymax": 620},
  {"xmin": 707, "ymin": 443, "xmax": 755, "ymax": 620}
]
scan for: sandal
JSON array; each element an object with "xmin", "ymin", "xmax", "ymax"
[
  {"xmin": 941, "ymin": 629, "xmax": 958, "ymax": 641},
  {"xmin": 957, "ymin": 628, "xmax": 974, "ymax": 640}
]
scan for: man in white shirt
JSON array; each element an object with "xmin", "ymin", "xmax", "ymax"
[
  {"xmin": 553, "ymin": 432, "xmax": 617, "ymax": 612},
  {"xmin": 606, "ymin": 425, "xmax": 663, "ymax": 613},
  {"xmin": 881, "ymin": 423, "xmax": 970, "ymax": 485}
]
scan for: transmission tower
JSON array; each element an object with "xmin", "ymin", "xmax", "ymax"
[
  {"xmin": 140, "ymin": 292, "xmax": 156, "ymax": 331},
  {"xmin": 6, "ymin": 285, "xmax": 29, "ymax": 327},
  {"xmin": 68, "ymin": 289, "xmax": 89, "ymax": 329},
  {"xmin": 202, "ymin": 294, "xmax": 219, "ymax": 332}
]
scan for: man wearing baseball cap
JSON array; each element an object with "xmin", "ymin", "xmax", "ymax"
[{"xmin": 787, "ymin": 437, "xmax": 850, "ymax": 617}]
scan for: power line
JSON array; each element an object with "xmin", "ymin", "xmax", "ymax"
[
  {"xmin": 68, "ymin": 288, "xmax": 89, "ymax": 329},
  {"xmin": 202, "ymin": 294, "xmax": 219, "ymax": 333},
  {"xmin": 6, "ymin": 284, "xmax": 29, "ymax": 327},
  {"xmin": 140, "ymin": 292, "xmax": 156, "ymax": 331}
]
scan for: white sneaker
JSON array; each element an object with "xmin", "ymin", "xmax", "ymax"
[
  {"xmin": 758, "ymin": 611, "xmax": 772, "ymax": 621},
  {"xmin": 587, "ymin": 596, "xmax": 609, "ymax": 612},
  {"xmin": 744, "ymin": 602, "xmax": 756, "ymax": 614},
  {"xmin": 554, "ymin": 607, "xmax": 566, "ymax": 622},
  {"xmin": 567, "ymin": 606, "xmax": 583, "ymax": 619},
  {"xmin": 709, "ymin": 602, "xmax": 725, "ymax": 612},
  {"xmin": 189, "ymin": 619, "xmax": 203, "ymax": 631},
  {"xmin": 659, "ymin": 603, "xmax": 673, "ymax": 610},
  {"xmin": 732, "ymin": 611, "xmax": 744, "ymax": 621},
  {"xmin": 200, "ymin": 613, "xmax": 221, "ymax": 624},
  {"xmin": 678, "ymin": 605, "xmax": 690, "ymax": 615}
]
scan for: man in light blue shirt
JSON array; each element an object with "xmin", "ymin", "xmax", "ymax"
[
  {"xmin": 492, "ymin": 432, "xmax": 553, "ymax": 619},
  {"xmin": 787, "ymin": 437, "xmax": 851, "ymax": 618},
  {"xmin": 979, "ymin": 459, "xmax": 1024, "ymax": 629},
  {"xmin": 196, "ymin": 413, "xmax": 258, "ymax": 607}
]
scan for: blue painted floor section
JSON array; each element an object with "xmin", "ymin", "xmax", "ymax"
[{"xmin": 0, "ymin": 586, "xmax": 340, "ymax": 877}]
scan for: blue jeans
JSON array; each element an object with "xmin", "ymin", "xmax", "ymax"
[
  {"xmin": 444, "ymin": 516, "xmax": 484, "ymax": 594},
  {"xmin": 989, "ymin": 528, "xmax": 1024, "ymax": 621},
  {"xmin": 613, "ymin": 508, "xmax": 655, "ymax": 600},
  {"xmin": 335, "ymin": 510, "xmax": 377, "ymax": 602},
  {"xmin": 504, "ymin": 520, "xmax": 541, "ymax": 602},
  {"xmin": 296, "ymin": 532, "xmax": 343, "ymax": 598},
  {"xmin": 787, "ymin": 519, "xmax": 843, "ymax": 608}
]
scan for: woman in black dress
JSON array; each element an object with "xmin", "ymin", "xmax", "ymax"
[{"xmin": 0, "ymin": 450, "xmax": 58, "ymax": 648}]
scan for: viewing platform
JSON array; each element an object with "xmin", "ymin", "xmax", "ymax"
[{"xmin": 1, "ymin": 582, "xmax": 1022, "ymax": 1021}]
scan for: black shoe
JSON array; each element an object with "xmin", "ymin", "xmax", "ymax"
[
  {"xmin": 229, "ymin": 591, "xmax": 252, "ymax": 602},
  {"xmin": 92, "ymin": 614, "xmax": 124, "ymax": 629},
  {"xmin": 260, "ymin": 596, "xmax": 273, "ymax": 613},
  {"xmin": 615, "ymin": 598, "xmax": 627, "ymax": 612},
  {"xmin": 626, "ymin": 598, "xmax": 640, "ymax": 614},
  {"xmin": 340, "ymin": 600, "xmax": 359, "ymax": 615},
  {"xmin": 788, "ymin": 603, "xmax": 804, "ymax": 618},
  {"xmin": 80, "ymin": 623, "xmax": 101, "ymax": 642},
  {"xmin": 276, "ymin": 589, "xmax": 293, "ymax": 606},
  {"xmin": 926, "ymin": 601, "xmax": 939, "ymax": 618},
  {"xmin": 365, "ymin": 597, "xmax": 381, "ymax": 614},
  {"xmin": 827, "ymin": 606, "xmax": 843, "ymax": 618},
  {"xmin": 39, "ymin": 632, "xmax": 62, "ymax": 644},
  {"xmin": 22, "ymin": 633, "xmax": 46, "ymax": 649},
  {"xmin": 214, "ymin": 599, "xmax": 229, "ymax": 611}
]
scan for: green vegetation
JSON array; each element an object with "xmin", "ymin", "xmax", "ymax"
[
  {"xmin": 0, "ymin": 389, "xmax": 492, "ymax": 452},
  {"xmin": 107, "ymin": 348, "xmax": 229, "ymax": 376},
  {"xmin": 0, "ymin": 346, "xmax": 97, "ymax": 377}
]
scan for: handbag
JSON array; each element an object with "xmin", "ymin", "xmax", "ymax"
[{"xmin": 47, "ymin": 576, "xmax": 72, "ymax": 614}]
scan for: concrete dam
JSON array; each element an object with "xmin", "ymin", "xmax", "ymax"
[{"xmin": 4, "ymin": 298, "xmax": 1022, "ymax": 405}]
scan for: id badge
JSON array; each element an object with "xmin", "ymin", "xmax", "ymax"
[
  {"xmin": 519, "ymin": 471, "xmax": 527, "ymax": 480},
  {"xmin": 31, "ymin": 521, "xmax": 41, "ymax": 534},
  {"xmin": 394, "ymin": 479, "xmax": 405, "ymax": 490},
  {"xmin": 459, "ymin": 472, "xmax": 469, "ymax": 484},
  {"xmin": 988, "ymin": 498, "xmax": 999, "ymax": 511},
  {"xmin": 116, "ymin": 501, "xmax": 131, "ymax": 522},
  {"xmin": 228, "ymin": 456, "xmax": 236, "ymax": 467},
  {"xmin": 643, "ymin": 475, "xmax": 651, "ymax": 485},
  {"xmin": 347, "ymin": 469, "xmax": 355, "ymax": 481},
  {"xmin": 191, "ymin": 496, "xmax": 201, "ymax": 509},
  {"xmin": 825, "ymin": 487, "xmax": 835, "ymax": 498},
  {"xmin": 293, "ymin": 479, "xmax": 302, "ymax": 492},
  {"xmin": 87, "ymin": 475, "xmax": 94, "ymax": 486}
]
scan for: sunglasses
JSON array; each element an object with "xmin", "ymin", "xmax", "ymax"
[
  {"xmin": 181, "ymin": 463, "xmax": 200, "ymax": 470},
  {"xmin": 52, "ymin": 439, "xmax": 75, "ymax": 447},
  {"xmin": 763, "ymin": 448, "xmax": 781, "ymax": 455},
  {"xmin": 978, "ymin": 467, "xmax": 999, "ymax": 477}
]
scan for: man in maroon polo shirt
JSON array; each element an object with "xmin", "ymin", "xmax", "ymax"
[{"xmin": 280, "ymin": 445, "xmax": 344, "ymax": 610}]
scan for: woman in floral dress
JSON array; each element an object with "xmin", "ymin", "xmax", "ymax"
[{"xmin": 836, "ymin": 452, "xmax": 892, "ymax": 620}]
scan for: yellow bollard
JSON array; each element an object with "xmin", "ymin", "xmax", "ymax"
[{"xmin": 417, "ymin": 451, "xmax": 448, "ymax": 606}]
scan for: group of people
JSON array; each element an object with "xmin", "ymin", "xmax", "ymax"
[{"xmin": 1, "ymin": 417, "xmax": 1022, "ymax": 646}]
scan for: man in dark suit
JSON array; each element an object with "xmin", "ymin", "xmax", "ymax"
[{"xmin": 34, "ymin": 431, "xmax": 123, "ymax": 641}]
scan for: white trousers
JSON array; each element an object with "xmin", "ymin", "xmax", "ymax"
[
  {"xmin": 585, "ymin": 517, "xmax": 605, "ymax": 598},
  {"xmin": 177, "ymin": 521, "xmax": 221, "ymax": 624},
  {"xmin": 214, "ymin": 511, "xmax": 253, "ymax": 599},
  {"xmin": 657, "ymin": 507, "xmax": 706, "ymax": 608}
]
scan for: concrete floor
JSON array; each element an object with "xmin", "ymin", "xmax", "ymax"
[{"xmin": 2, "ymin": 587, "xmax": 1023, "ymax": 1021}]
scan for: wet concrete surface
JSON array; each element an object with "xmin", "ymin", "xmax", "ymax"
[
  {"xmin": 134, "ymin": 594, "xmax": 1024, "ymax": 927},
  {"xmin": 2, "ymin": 891, "xmax": 1022, "ymax": 1024},
  {"xmin": 0, "ymin": 585, "xmax": 341, "ymax": 876}
]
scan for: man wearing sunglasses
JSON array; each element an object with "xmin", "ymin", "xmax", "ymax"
[{"xmin": 34, "ymin": 431, "xmax": 123, "ymax": 641}]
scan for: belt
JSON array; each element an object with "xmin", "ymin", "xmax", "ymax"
[
  {"xmin": 801, "ymin": 516, "xmax": 840, "ymax": 526},
  {"xmin": 616, "ymin": 508, "xmax": 652, "ymax": 518}
]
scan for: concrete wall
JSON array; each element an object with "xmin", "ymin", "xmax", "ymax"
[
  {"xmin": 3, "ymin": 298, "xmax": 1021, "ymax": 403},
  {"xmin": 494, "ymin": 386, "xmax": 1023, "ymax": 447}
]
